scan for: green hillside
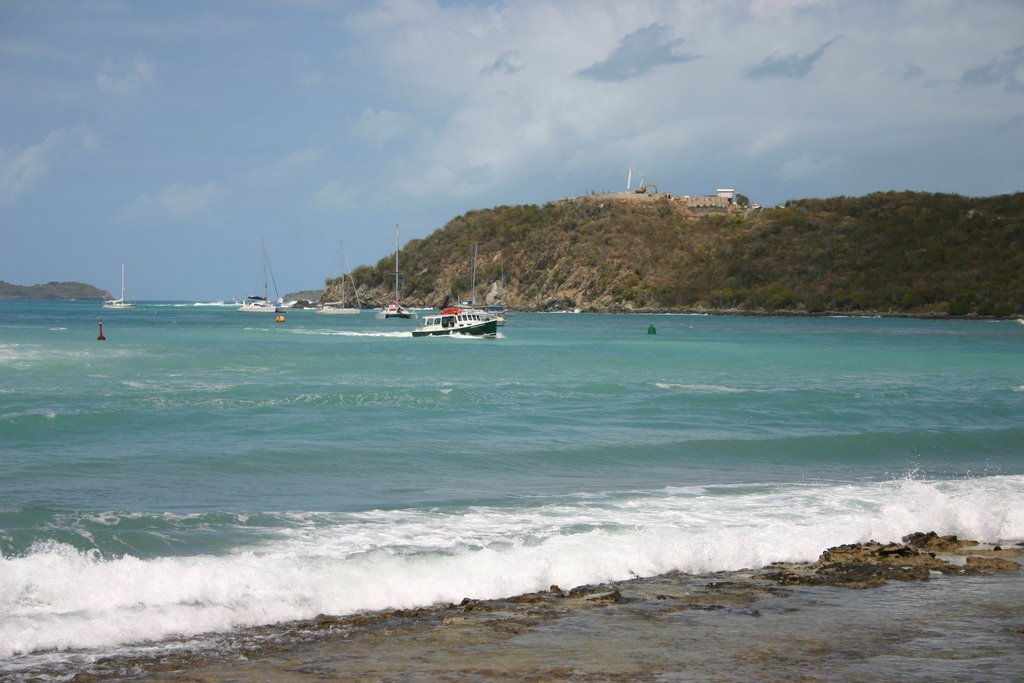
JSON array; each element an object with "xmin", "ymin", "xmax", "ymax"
[
  {"xmin": 0, "ymin": 281, "xmax": 110, "ymax": 300},
  {"xmin": 338, "ymin": 189, "xmax": 1023, "ymax": 317}
]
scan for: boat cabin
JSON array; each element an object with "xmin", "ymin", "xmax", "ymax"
[{"xmin": 423, "ymin": 307, "xmax": 488, "ymax": 329}]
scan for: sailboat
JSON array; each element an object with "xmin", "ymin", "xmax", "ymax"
[
  {"xmin": 103, "ymin": 264, "xmax": 136, "ymax": 309},
  {"xmin": 459, "ymin": 244, "xmax": 505, "ymax": 326},
  {"xmin": 483, "ymin": 264, "xmax": 510, "ymax": 322},
  {"xmin": 376, "ymin": 225, "xmax": 417, "ymax": 319},
  {"xmin": 317, "ymin": 241, "xmax": 361, "ymax": 315},
  {"xmin": 238, "ymin": 240, "xmax": 283, "ymax": 313}
]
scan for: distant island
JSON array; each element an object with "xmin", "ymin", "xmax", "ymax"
[
  {"xmin": 324, "ymin": 189, "xmax": 1023, "ymax": 318},
  {"xmin": 0, "ymin": 281, "xmax": 110, "ymax": 300}
]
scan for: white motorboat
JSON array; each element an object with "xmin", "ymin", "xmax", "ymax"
[{"xmin": 412, "ymin": 307, "xmax": 498, "ymax": 338}]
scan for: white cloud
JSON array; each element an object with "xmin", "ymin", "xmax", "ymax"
[
  {"xmin": 96, "ymin": 53, "xmax": 156, "ymax": 95},
  {"xmin": 249, "ymin": 147, "xmax": 326, "ymax": 187},
  {"xmin": 355, "ymin": 107, "xmax": 416, "ymax": 144},
  {"xmin": 0, "ymin": 127, "xmax": 97, "ymax": 204},
  {"xmin": 133, "ymin": 182, "xmax": 228, "ymax": 217},
  {"xmin": 312, "ymin": 180, "xmax": 352, "ymax": 209}
]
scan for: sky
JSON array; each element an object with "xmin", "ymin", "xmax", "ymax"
[{"xmin": 2, "ymin": 0, "xmax": 1023, "ymax": 301}]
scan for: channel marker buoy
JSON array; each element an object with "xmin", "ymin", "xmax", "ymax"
[{"xmin": 97, "ymin": 320, "xmax": 106, "ymax": 341}]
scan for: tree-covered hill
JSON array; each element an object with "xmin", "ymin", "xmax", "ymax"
[
  {"xmin": 332, "ymin": 189, "xmax": 1023, "ymax": 317},
  {"xmin": 0, "ymin": 281, "xmax": 110, "ymax": 300}
]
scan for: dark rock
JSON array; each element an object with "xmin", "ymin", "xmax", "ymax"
[
  {"xmin": 902, "ymin": 531, "xmax": 971, "ymax": 552},
  {"xmin": 766, "ymin": 537, "xmax": 957, "ymax": 588}
]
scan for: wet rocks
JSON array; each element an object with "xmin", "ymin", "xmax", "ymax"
[
  {"xmin": 901, "ymin": 531, "xmax": 971, "ymax": 552},
  {"xmin": 762, "ymin": 535, "xmax": 1020, "ymax": 588}
]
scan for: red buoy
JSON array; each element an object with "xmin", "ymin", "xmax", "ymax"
[{"xmin": 97, "ymin": 320, "xmax": 106, "ymax": 341}]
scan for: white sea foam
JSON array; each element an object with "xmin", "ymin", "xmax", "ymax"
[
  {"xmin": 0, "ymin": 408, "xmax": 58, "ymax": 421},
  {"xmin": 654, "ymin": 382, "xmax": 750, "ymax": 393},
  {"xmin": 317, "ymin": 330, "xmax": 410, "ymax": 338},
  {"xmin": 1, "ymin": 474, "xmax": 1021, "ymax": 659}
]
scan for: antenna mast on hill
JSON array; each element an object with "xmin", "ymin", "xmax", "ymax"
[{"xmin": 627, "ymin": 167, "xmax": 644, "ymax": 191}]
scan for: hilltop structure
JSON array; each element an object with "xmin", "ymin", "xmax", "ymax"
[{"xmin": 582, "ymin": 169, "xmax": 750, "ymax": 215}]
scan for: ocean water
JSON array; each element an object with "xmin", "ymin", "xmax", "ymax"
[{"xmin": 1, "ymin": 302, "xmax": 1022, "ymax": 677}]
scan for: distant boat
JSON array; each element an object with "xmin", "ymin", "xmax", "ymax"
[
  {"xmin": 238, "ymin": 240, "xmax": 284, "ymax": 313},
  {"xmin": 103, "ymin": 264, "xmax": 136, "ymax": 309},
  {"xmin": 318, "ymin": 241, "xmax": 360, "ymax": 315},
  {"xmin": 485, "ymin": 263, "xmax": 511, "ymax": 322},
  {"xmin": 412, "ymin": 306, "xmax": 498, "ymax": 338},
  {"xmin": 376, "ymin": 225, "xmax": 417, "ymax": 320},
  {"xmin": 458, "ymin": 243, "xmax": 505, "ymax": 326}
]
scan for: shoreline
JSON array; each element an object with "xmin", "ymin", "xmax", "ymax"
[
  {"xmin": 54, "ymin": 534, "xmax": 1023, "ymax": 682},
  {"xmin": 5, "ymin": 298, "xmax": 1023, "ymax": 322}
]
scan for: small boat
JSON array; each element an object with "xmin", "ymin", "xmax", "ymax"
[
  {"xmin": 483, "ymin": 304, "xmax": 508, "ymax": 322},
  {"xmin": 412, "ymin": 307, "xmax": 498, "ymax": 338},
  {"xmin": 239, "ymin": 240, "xmax": 284, "ymax": 313},
  {"xmin": 376, "ymin": 225, "xmax": 418, "ymax": 320},
  {"xmin": 237, "ymin": 295, "xmax": 280, "ymax": 313},
  {"xmin": 317, "ymin": 241, "xmax": 361, "ymax": 315},
  {"xmin": 457, "ymin": 244, "xmax": 505, "ymax": 326},
  {"xmin": 318, "ymin": 303, "xmax": 360, "ymax": 315},
  {"xmin": 378, "ymin": 299, "xmax": 416, "ymax": 319},
  {"xmin": 103, "ymin": 264, "xmax": 136, "ymax": 309}
]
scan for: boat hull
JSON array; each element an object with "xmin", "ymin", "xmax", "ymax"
[
  {"xmin": 237, "ymin": 303, "xmax": 283, "ymax": 313},
  {"xmin": 317, "ymin": 307, "xmax": 360, "ymax": 315}
]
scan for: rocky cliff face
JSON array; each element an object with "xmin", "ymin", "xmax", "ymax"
[{"xmin": 326, "ymin": 194, "xmax": 725, "ymax": 312}]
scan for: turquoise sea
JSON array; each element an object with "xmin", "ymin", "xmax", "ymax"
[{"xmin": 2, "ymin": 302, "xmax": 1023, "ymax": 678}]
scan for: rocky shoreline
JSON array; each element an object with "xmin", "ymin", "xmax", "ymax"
[{"xmin": 60, "ymin": 532, "xmax": 1022, "ymax": 682}]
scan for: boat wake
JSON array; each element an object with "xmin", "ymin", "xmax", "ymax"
[{"xmin": 317, "ymin": 330, "xmax": 411, "ymax": 338}]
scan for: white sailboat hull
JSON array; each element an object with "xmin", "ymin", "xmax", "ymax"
[
  {"xmin": 317, "ymin": 305, "xmax": 360, "ymax": 315},
  {"xmin": 237, "ymin": 301, "xmax": 281, "ymax": 312},
  {"xmin": 103, "ymin": 264, "xmax": 135, "ymax": 309}
]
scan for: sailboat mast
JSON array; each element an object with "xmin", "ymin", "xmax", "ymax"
[
  {"xmin": 471, "ymin": 243, "xmax": 478, "ymax": 305},
  {"xmin": 261, "ymin": 239, "xmax": 269, "ymax": 301},
  {"xmin": 394, "ymin": 225, "xmax": 400, "ymax": 302}
]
